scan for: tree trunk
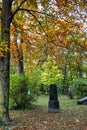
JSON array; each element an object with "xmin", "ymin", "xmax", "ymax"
[
  {"xmin": 0, "ymin": 0, "xmax": 12, "ymax": 123},
  {"xmin": 17, "ymin": 55, "xmax": 24, "ymax": 75},
  {"xmin": 17, "ymin": 41, "xmax": 24, "ymax": 75},
  {"xmin": 14, "ymin": 35, "xmax": 24, "ymax": 75},
  {"xmin": 62, "ymin": 62, "xmax": 68, "ymax": 95}
]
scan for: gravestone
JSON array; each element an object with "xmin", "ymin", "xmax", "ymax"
[
  {"xmin": 77, "ymin": 96, "xmax": 87, "ymax": 105},
  {"xmin": 48, "ymin": 84, "xmax": 60, "ymax": 112}
]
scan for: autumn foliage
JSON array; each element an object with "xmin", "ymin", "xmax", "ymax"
[{"xmin": 0, "ymin": 0, "xmax": 87, "ymax": 123}]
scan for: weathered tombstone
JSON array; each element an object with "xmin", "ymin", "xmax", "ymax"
[
  {"xmin": 48, "ymin": 84, "xmax": 60, "ymax": 112},
  {"xmin": 77, "ymin": 96, "xmax": 87, "ymax": 105}
]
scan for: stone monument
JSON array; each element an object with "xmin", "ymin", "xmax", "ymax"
[{"xmin": 48, "ymin": 84, "xmax": 60, "ymax": 112}]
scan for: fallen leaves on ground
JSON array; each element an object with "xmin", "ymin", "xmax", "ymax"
[{"xmin": 0, "ymin": 106, "xmax": 87, "ymax": 130}]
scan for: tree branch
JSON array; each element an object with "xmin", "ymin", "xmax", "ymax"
[
  {"xmin": 12, "ymin": 0, "xmax": 27, "ymax": 17},
  {"xmin": 13, "ymin": 8, "xmax": 48, "ymax": 37},
  {"xmin": 18, "ymin": 8, "xmax": 55, "ymax": 18},
  {"xmin": 10, "ymin": 0, "xmax": 14, "ymax": 5},
  {"xmin": 18, "ymin": 9, "xmax": 64, "ymax": 47},
  {"xmin": 14, "ymin": 8, "xmax": 87, "ymax": 35},
  {"xmin": 12, "ymin": 8, "xmax": 86, "ymax": 56},
  {"xmin": 0, "ymin": 7, "xmax": 2, "ymax": 11}
]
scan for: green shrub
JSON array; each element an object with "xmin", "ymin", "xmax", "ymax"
[
  {"xmin": 10, "ymin": 74, "xmax": 34, "ymax": 109},
  {"xmin": 28, "ymin": 68, "xmax": 42, "ymax": 95},
  {"xmin": 73, "ymin": 78, "xmax": 87, "ymax": 98},
  {"xmin": 41, "ymin": 56, "xmax": 63, "ymax": 86}
]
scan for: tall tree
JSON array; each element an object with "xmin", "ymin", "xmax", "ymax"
[
  {"xmin": 0, "ymin": 0, "xmax": 49, "ymax": 123},
  {"xmin": 0, "ymin": 0, "xmax": 36, "ymax": 123},
  {"xmin": 0, "ymin": 0, "xmax": 13, "ymax": 123}
]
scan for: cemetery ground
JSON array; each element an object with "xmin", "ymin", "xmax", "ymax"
[{"xmin": 1, "ymin": 95, "xmax": 87, "ymax": 130}]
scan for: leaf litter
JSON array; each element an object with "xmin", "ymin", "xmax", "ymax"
[{"xmin": 0, "ymin": 106, "xmax": 87, "ymax": 130}]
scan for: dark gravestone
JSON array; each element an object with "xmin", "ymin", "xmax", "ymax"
[
  {"xmin": 77, "ymin": 96, "xmax": 87, "ymax": 105},
  {"xmin": 48, "ymin": 84, "xmax": 60, "ymax": 112}
]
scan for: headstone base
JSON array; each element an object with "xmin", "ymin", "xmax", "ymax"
[{"xmin": 48, "ymin": 100, "xmax": 60, "ymax": 113}]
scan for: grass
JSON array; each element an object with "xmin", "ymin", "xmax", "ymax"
[
  {"xmin": 35, "ymin": 95, "xmax": 49, "ymax": 107},
  {"xmin": 34, "ymin": 94, "xmax": 87, "ymax": 110}
]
